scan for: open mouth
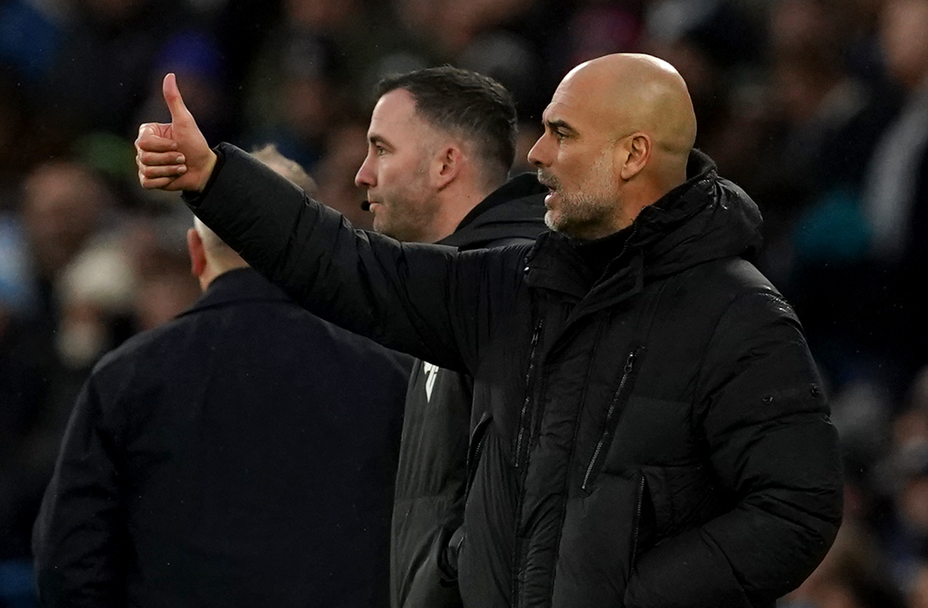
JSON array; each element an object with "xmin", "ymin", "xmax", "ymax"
[
  {"xmin": 537, "ymin": 170, "xmax": 559, "ymax": 192},
  {"xmin": 537, "ymin": 177, "xmax": 559, "ymax": 205}
]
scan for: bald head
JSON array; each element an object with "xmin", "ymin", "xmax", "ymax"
[
  {"xmin": 193, "ymin": 217, "xmax": 246, "ymax": 269},
  {"xmin": 561, "ymin": 54, "xmax": 696, "ymax": 176},
  {"xmin": 528, "ymin": 53, "xmax": 697, "ymax": 239}
]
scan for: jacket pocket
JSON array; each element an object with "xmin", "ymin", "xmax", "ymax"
[
  {"xmin": 436, "ymin": 524, "xmax": 465, "ymax": 586},
  {"xmin": 440, "ymin": 414, "xmax": 492, "ymax": 587},
  {"xmin": 581, "ymin": 347, "xmax": 644, "ymax": 492},
  {"xmin": 551, "ymin": 469, "xmax": 650, "ymax": 607},
  {"xmin": 640, "ymin": 464, "xmax": 722, "ymax": 543}
]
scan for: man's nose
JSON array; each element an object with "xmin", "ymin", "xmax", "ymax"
[
  {"xmin": 527, "ymin": 134, "xmax": 549, "ymax": 168},
  {"xmin": 355, "ymin": 154, "xmax": 375, "ymax": 188}
]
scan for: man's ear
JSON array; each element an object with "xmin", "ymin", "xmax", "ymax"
[
  {"xmin": 187, "ymin": 228, "xmax": 207, "ymax": 278},
  {"xmin": 434, "ymin": 145, "xmax": 464, "ymax": 190},
  {"xmin": 619, "ymin": 134, "xmax": 651, "ymax": 180}
]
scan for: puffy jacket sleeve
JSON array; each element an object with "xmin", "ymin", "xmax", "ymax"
[
  {"xmin": 32, "ymin": 375, "xmax": 128, "ymax": 608},
  {"xmin": 625, "ymin": 289, "xmax": 843, "ymax": 608},
  {"xmin": 186, "ymin": 143, "xmax": 525, "ymax": 374}
]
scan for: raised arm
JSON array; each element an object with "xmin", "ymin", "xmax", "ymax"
[{"xmin": 135, "ymin": 75, "xmax": 526, "ymax": 372}]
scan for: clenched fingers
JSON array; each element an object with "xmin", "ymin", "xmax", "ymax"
[
  {"xmin": 138, "ymin": 161, "xmax": 186, "ymax": 179},
  {"xmin": 138, "ymin": 173, "xmax": 179, "ymax": 190},
  {"xmin": 137, "ymin": 154, "xmax": 187, "ymax": 190},
  {"xmin": 137, "ymin": 148, "xmax": 186, "ymax": 168},
  {"xmin": 136, "ymin": 123, "xmax": 177, "ymax": 153}
]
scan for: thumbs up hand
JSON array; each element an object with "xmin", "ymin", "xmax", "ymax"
[{"xmin": 136, "ymin": 73, "xmax": 217, "ymax": 192}]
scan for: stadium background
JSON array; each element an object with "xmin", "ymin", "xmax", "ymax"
[{"xmin": 2, "ymin": 0, "xmax": 928, "ymax": 606}]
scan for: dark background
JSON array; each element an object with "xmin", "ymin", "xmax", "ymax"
[{"xmin": 2, "ymin": 1, "xmax": 928, "ymax": 606}]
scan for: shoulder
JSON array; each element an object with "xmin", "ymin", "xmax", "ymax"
[
  {"xmin": 89, "ymin": 312, "xmax": 201, "ymax": 386},
  {"xmin": 94, "ymin": 316, "xmax": 188, "ymax": 370},
  {"xmin": 677, "ymin": 258, "xmax": 781, "ymax": 311},
  {"xmin": 308, "ymin": 312, "xmax": 414, "ymax": 372},
  {"xmin": 687, "ymin": 260, "xmax": 811, "ymax": 367},
  {"xmin": 658, "ymin": 258, "xmax": 803, "ymax": 357}
]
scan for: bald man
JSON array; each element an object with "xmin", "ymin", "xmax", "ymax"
[
  {"xmin": 135, "ymin": 53, "xmax": 843, "ymax": 608},
  {"xmin": 34, "ymin": 150, "xmax": 412, "ymax": 608}
]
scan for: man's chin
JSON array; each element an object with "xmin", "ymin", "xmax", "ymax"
[{"xmin": 544, "ymin": 210, "xmax": 562, "ymax": 232}]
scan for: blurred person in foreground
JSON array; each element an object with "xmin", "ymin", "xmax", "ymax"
[
  {"xmin": 32, "ymin": 146, "xmax": 412, "ymax": 608},
  {"xmin": 136, "ymin": 53, "xmax": 843, "ymax": 607},
  {"xmin": 352, "ymin": 67, "xmax": 546, "ymax": 608}
]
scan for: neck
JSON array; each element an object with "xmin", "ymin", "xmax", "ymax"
[
  {"xmin": 200, "ymin": 261, "xmax": 249, "ymax": 291},
  {"xmin": 429, "ymin": 180, "xmax": 498, "ymax": 242},
  {"xmin": 623, "ymin": 170, "xmax": 687, "ymax": 229}
]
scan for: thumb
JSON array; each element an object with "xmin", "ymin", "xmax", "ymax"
[{"xmin": 162, "ymin": 73, "xmax": 194, "ymax": 125}]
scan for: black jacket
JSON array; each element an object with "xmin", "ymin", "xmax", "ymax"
[
  {"xmin": 392, "ymin": 174, "xmax": 546, "ymax": 608},
  {"xmin": 33, "ymin": 268, "xmax": 412, "ymax": 608},
  {"xmin": 188, "ymin": 145, "xmax": 844, "ymax": 608}
]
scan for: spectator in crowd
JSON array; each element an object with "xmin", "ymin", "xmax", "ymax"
[
  {"xmin": 43, "ymin": 0, "xmax": 195, "ymax": 137},
  {"xmin": 136, "ymin": 52, "xmax": 843, "ymax": 608},
  {"xmin": 750, "ymin": 0, "xmax": 900, "ymax": 393},
  {"xmin": 313, "ymin": 118, "xmax": 376, "ymax": 229},
  {"xmin": 18, "ymin": 160, "xmax": 113, "ymax": 324},
  {"xmin": 133, "ymin": 29, "xmax": 236, "ymax": 144},
  {"xmin": 0, "ymin": 158, "xmax": 122, "ymax": 608},
  {"xmin": 780, "ymin": 522, "xmax": 905, "ymax": 608},
  {"xmin": 864, "ymin": 366, "xmax": 928, "ymax": 591},
  {"xmin": 32, "ymin": 146, "xmax": 412, "ymax": 608},
  {"xmin": 241, "ymin": 31, "xmax": 349, "ymax": 172},
  {"xmin": 857, "ymin": 0, "xmax": 928, "ymax": 394},
  {"xmin": 121, "ymin": 211, "xmax": 200, "ymax": 332}
]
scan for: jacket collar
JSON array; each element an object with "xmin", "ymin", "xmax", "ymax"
[
  {"xmin": 438, "ymin": 173, "xmax": 547, "ymax": 250},
  {"xmin": 177, "ymin": 267, "xmax": 291, "ymax": 319},
  {"xmin": 523, "ymin": 149, "xmax": 763, "ymax": 303}
]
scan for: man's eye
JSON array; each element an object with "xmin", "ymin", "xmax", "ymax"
[
  {"xmin": 554, "ymin": 131, "xmax": 567, "ymax": 142},
  {"xmin": 376, "ymin": 145, "xmax": 388, "ymax": 156}
]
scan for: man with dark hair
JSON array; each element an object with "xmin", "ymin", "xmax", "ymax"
[
  {"xmin": 32, "ymin": 156, "xmax": 412, "ymax": 608},
  {"xmin": 355, "ymin": 66, "xmax": 546, "ymax": 608},
  {"xmin": 372, "ymin": 67, "xmax": 518, "ymax": 182},
  {"xmin": 136, "ymin": 54, "xmax": 842, "ymax": 608}
]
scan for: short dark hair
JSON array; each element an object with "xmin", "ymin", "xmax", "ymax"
[{"xmin": 375, "ymin": 66, "xmax": 517, "ymax": 180}]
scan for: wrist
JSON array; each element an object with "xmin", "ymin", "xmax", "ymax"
[
  {"xmin": 183, "ymin": 146, "xmax": 225, "ymax": 206},
  {"xmin": 196, "ymin": 151, "xmax": 219, "ymax": 193}
]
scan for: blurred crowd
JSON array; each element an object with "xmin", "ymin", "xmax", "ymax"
[{"xmin": 1, "ymin": 0, "xmax": 927, "ymax": 606}]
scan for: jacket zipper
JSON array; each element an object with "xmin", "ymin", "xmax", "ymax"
[
  {"xmin": 581, "ymin": 349, "xmax": 639, "ymax": 491},
  {"xmin": 514, "ymin": 319, "xmax": 543, "ymax": 468},
  {"xmin": 629, "ymin": 473, "xmax": 646, "ymax": 569},
  {"xmin": 465, "ymin": 415, "xmax": 492, "ymax": 500}
]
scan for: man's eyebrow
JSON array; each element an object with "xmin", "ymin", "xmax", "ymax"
[
  {"xmin": 368, "ymin": 133, "xmax": 390, "ymax": 147},
  {"xmin": 544, "ymin": 119, "xmax": 577, "ymax": 135}
]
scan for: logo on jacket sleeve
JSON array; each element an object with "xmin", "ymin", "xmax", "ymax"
[{"xmin": 423, "ymin": 362, "xmax": 440, "ymax": 401}]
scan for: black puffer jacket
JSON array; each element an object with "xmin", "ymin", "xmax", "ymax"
[
  {"xmin": 392, "ymin": 174, "xmax": 546, "ymax": 608},
  {"xmin": 189, "ymin": 145, "xmax": 844, "ymax": 608}
]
